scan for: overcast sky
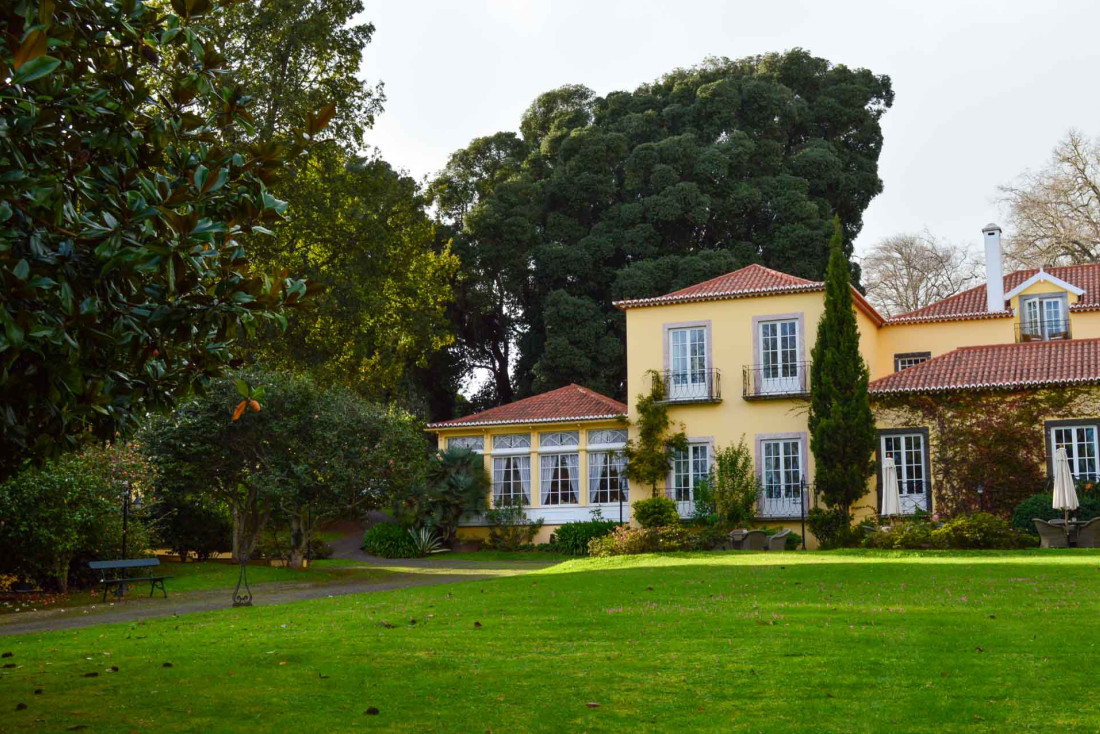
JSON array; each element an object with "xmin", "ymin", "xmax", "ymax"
[{"xmin": 360, "ymin": 0, "xmax": 1100, "ymax": 258}]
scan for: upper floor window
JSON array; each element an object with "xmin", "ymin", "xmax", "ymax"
[
  {"xmin": 668, "ymin": 326, "xmax": 708, "ymax": 399},
  {"xmin": 448, "ymin": 435, "xmax": 484, "ymax": 452},
  {"xmin": 1020, "ymin": 294, "xmax": 1069, "ymax": 341},
  {"xmin": 539, "ymin": 431, "xmax": 579, "ymax": 450},
  {"xmin": 492, "ymin": 433, "xmax": 531, "ymax": 452},
  {"xmin": 758, "ymin": 318, "xmax": 801, "ymax": 394},
  {"xmin": 894, "ymin": 352, "xmax": 930, "ymax": 372}
]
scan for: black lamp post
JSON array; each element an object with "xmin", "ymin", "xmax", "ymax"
[
  {"xmin": 232, "ymin": 551, "xmax": 253, "ymax": 607},
  {"xmin": 799, "ymin": 475, "xmax": 808, "ymax": 551},
  {"xmin": 977, "ymin": 483, "xmax": 984, "ymax": 513}
]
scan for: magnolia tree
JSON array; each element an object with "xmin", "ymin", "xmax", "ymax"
[
  {"xmin": 142, "ymin": 369, "xmax": 429, "ymax": 568},
  {"xmin": 0, "ymin": 0, "xmax": 331, "ymax": 479}
]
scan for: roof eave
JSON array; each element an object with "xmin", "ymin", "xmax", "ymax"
[{"xmin": 426, "ymin": 413, "xmax": 627, "ymax": 430}]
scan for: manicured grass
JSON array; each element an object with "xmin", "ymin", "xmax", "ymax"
[
  {"xmin": 1, "ymin": 560, "xmax": 391, "ymax": 616},
  {"xmin": 424, "ymin": 550, "xmax": 572, "ymax": 562},
  {"xmin": 4, "ymin": 550, "xmax": 1100, "ymax": 732}
]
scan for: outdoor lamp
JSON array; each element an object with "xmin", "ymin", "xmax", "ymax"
[{"xmin": 977, "ymin": 483, "xmax": 984, "ymax": 511}]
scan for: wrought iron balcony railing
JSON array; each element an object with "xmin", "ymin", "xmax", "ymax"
[
  {"xmin": 742, "ymin": 362, "xmax": 810, "ymax": 399},
  {"xmin": 652, "ymin": 368, "xmax": 721, "ymax": 403},
  {"xmin": 1016, "ymin": 319, "xmax": 1071, "ymax": 342}
]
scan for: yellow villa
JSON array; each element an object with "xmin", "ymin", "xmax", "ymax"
[{"xmin": 429, "ymin": 223, "xmax": 1100, "ymax": 545}]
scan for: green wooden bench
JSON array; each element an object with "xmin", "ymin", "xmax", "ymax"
[{"xmin": 88, "ymin": 558, "xmax": 172, "ymax": 602}]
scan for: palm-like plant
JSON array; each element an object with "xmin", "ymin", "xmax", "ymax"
[{"xmin": 408, "ymin": 526, "xmax": 446, "ymax": 556}]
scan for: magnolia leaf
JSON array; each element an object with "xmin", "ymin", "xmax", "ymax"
[
  {"xmin": 236, "ymin": 378, "xmax": 249, "ymax": 398},
  {"xmin": 13, "ymin": 30, "xmax": 47, "ymax": 71},
  {"xmin": 232, "ymin": 400, "xmax": 247, "ymax": 421},
  {"xmin": 12, "ymin": 260, "xmax": 29, "ymax": 281},
  {"xmin": 248, "ymin": 399, "xmax": 261, "ymax": 413},
  {"xmin": 12, "ymin": 55, "xmax": 60, "ymax": 84}
]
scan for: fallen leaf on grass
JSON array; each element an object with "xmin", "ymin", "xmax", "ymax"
[
  {"xmin": 378, "ymin": 621, "xmax": 395, "ymax": 629},
  {"xmin": 66, "ymin": 726, "xmax": 87, "ymax": 731},
  {"xmin": 3, "ymin": 663, "xmax": 15, "ymax": 669},
  {"xmin": 586, "ymin": 702, "xmax": 600, "ymax": 709},
  {"xmin": 82, "ymin": 672, "xmax": 98, "ymax": 678},
  {"xmin": 364, "ymin": 707, "xmax": 380, "ymax": 715},
  {"xmin": 473, "ymin": 621, "xmax": 482, "ymax": 628},
  {"xmin": 318, "ymin": 674, "xmax": 330, "ymax": 679},
  {"xmin": 15, "ymin": 702, "xmax": 27, "ymax": 711},
  {"xmin": 34, "ymin": 689, "xmax": 42, "ymax": 695},
  {"xmin": 1, "ymin": 652, "xmax": 12, "ymax": 658},
  {"xmin": 162, "ymin": 663, "xmax": 172, "ymax": 668}
]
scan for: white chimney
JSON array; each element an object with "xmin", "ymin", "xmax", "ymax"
[{"xmin": 982, "ymin": 223, "xmax": 1004, "ymax": 312}]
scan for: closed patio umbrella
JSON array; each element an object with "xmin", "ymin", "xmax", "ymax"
[
  {"xmin": 881, "ymin": 456, "xmax": 902, "ymax": 517},
  {"xmin": 1053, "ymin": 447, "xmax": 1080, "ymax": 542}
]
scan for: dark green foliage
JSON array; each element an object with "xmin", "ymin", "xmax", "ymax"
[
  {"xmin": 863, "ymin": 518, "xmax": 938, "ymax": 550},
  {"xmin": 152, "ymin": 493, "xmax": 233, "ymax": 562},
  {"xmin": 632, "ymin": 496, "xmax": 681, "ymax": 528},
  {"xmin": 624, "ymin": 373, "xmax": 687, "ymax": 496},
  {"xmin": 711, "ymin": 439, "xmax": 762, "ymax": 526},
  {"xmin": 1012, "ymin": 493, "xmax": 1100, "ymax": 535},
  {"xmin": 931, "ymin": 513, "xmax": 1036, "ymax": 550},
  {"xmin": 485, "ymin": 502, "xmax": 544, "ymax": 551},
  {"xmin": 143, "ymin": 369, "xmax": 428, "ymax": 565},
  {"xmin": 809, "ymin": 220, "xmax": 876, "ymax": 514},
  {"xmin": 430, "ymin": 50, "xmax": 893, "ymax": 404},
  {"xmin": 361, "ymin": 523, "xmax": 417, "ymax": 559},
  {"xmin": 0, "ymin": 0, "xmax": 325, "ymax": 478},
  {"xmin": 587, "ymin": 525, "xmax": 697, "ymax": 556},
  {"xmin": 807, "ymin": 506, "xmax": 860, "ymax": 549},
  {"xmin": 783, "ymin": 532, "xmax": 803, "ymax": 551},
  {"xmin": 0, "ymin": 444, "xmax": 154, "ymax": 592},
  {"xmin": 396, "ymin": 448, "xmax": 490, "ymax": 541},
  {"xmin": 551, "ymin": 519, "xmax": 618, "ymax": 556}
]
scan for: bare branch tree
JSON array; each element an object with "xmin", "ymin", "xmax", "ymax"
[
  {"xmin": 999, "ymin": 129, "xmax": 1100, "ymax": 267},
  {"xmin": 861, "ymin": 230, "xmax": 982, "ymax": 317}
]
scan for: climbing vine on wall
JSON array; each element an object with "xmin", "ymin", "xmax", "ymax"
[{"xmin": 873, "ymin": 388, "xmax": 1100, "ymax": 518}]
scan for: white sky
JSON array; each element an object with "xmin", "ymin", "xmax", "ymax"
[{"xmin": 360, "ymin": 0, "xmax": 1100, "ymax": 258}]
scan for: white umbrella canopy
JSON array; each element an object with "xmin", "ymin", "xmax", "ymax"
[
  {"xmin": 1053, "ymin": 447, "xmax": 1080, "ymax": 512},
  {"xmin": 881, "ymin": 456, "xmax": 902, "ymax": 517}
]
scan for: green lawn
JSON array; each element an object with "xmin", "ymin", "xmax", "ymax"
[
  {"xmin": 424, "ymin": 550, "xmax": 573, "ymax": 562},
  {"xmin": 3, "ymin": 550, "xmax": 1100, "ymax": 732},
  {"xmin": 1, "ymin": 560, "xmax": 391, "ymax": 616}
]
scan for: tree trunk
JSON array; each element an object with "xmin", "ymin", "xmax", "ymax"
[
  {"xmin": 56, "ymin": 554, "xmax": 71, "ymax": 594},
  {"xmin": 231, "ymin": 505, "xmax": 241, "ymax": 562},
  {"xmin": 287, "ymin": 510, "xmax": 310, "ymax": 570}
]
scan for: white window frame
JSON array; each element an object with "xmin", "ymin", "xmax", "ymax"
[
  {"xmin": 447, "ymin": 435, "xmax": 484, "ymax": 453},
  {"xmin": 492, "ymin": 433, "xmax": 531, "ymax": 455},
  {"xmin": 670, "ymin": 442, "xmax": 711, "ymax": 510},
  {"xmin": 1051, "ymin": 424, "xmax": 1100, "ymax": 480},
  {"xmin": 1021, "ymin": 294, "xmax": 1069, "ymax": 341},
  {"xmin": 668, "ymin": 326, "xmax": 708, "ymax": 400},
  {"xmin": 880, "ymin": 432, "xmax": 928, "ymax": 515},
  {"xmin": 492, "ymin": 456, "xmax": 530, "ymax": 506},
  {"xmin": 758, "ymin": 318, "xmax": 801, "ymax": 394},
  {"xmin": 587, "ymin": 428, "xmax": 628, "ymax": 450},
  {"xmin": 760, "ymin": 439, "xmax": 802, "ymax": 512},
  {"xmin": 894, "ymin": 352, "xmax": 930, "ymax": 372},
  {"xmin": 539, "ymin": 431, "xmax": 579, "ymax": 452},
  {"xmin": 540, "ymin": 452, "xmax": 580, "ymax": 505},
  {"xmin": 588, "ymin": 450, "xmax": 628, "ymax": 504}
]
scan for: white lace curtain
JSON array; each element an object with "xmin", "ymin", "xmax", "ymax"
[{"xmin": 541, "ymin": 453, "xmax": 579, "ymax": 504}]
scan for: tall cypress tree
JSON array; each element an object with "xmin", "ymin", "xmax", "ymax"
[{"xmin": 808, "ymin": 218, "xmax": 877, "ymax": 515}]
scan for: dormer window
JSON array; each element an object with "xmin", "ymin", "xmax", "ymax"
[{"xmin": 1019, "ymin": 294, "xmax": 1069, "ymax": 342}]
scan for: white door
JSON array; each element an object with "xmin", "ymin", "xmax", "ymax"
[
  {"xmin": 759, "ymin": 320, "xmax": 800, "ymax": 395},
  {"xmin": 761, "ymin": 439, "xmax": 803, "ymax": 517},
  {"xmin": 669, "ymin": 327, "xmax": 707, "ymax": 400},
  {"xmin": 881, "ymin": 434, "xmax": 927, "ymax": 514},
  {"xmin": 1043, "ymin": 298, "xmax": 1066, "ymax": 339}
]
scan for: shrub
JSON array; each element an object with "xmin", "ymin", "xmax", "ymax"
[
  {"xmin": 409, "ymin": 527, "xmax": 446, "ymax": 556},
  {"xmin": 691, "ymin": 524, "xmax": 732, "ymax": 551},
  {"xmin": 712, "ymin": 438, "xmax": 761, "ymax": 526},
  {"xmin": 396, "ymin": 447, "xmax": 490, "ymax": 542},
  {"xmin": 650, "ymin": 526, "xmax": 695, "ymax": 552},
  {"xmin": 152, "ymin": 493, "xmax": 232, "ymax": 562},
  {"xmin": 0, "ymin": 443, "xmax": 154, "ymax": 592},
  {"xmin": 633, "ymin": 497, "xmax": 680, "ymax": 528},
  {"xmin": 362, "ymin": 523, "xmax": 418, "ymax": 558},
  {"xmin": 931, "ymin": 512, "xmax": 1036, "ymax": 549},
  {"xmin": 588, "ymin": 526, "xmax": 653, "ymax": 557},
  {"xmin": 1012, "ymin": 493, "xmax": 1100, "ymax": 535},
  {"xmin": 254, "ymin": 535, "xmax": 334, "ymax": 562},
  {"xmin": 782, "ymin": 531, "xmax": 802, "ymax": 550},
  {"xmin": 864, "ymin": 519, "xmax": 939, "ymax": 550},
  {"xmin": 553, "ymin": 519, "xmax": 619, "ymax": 556},
  {"xmin": 807, "ymin": 506, "xmax": 860, "ymax": 549},
  {"xmin": 486, "ymin": 503, "xmax": 544, "ymax": 551}
]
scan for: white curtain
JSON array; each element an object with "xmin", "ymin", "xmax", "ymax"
[
  {"xmin": 540, "ymin": 456, "xmax": 554, "ymax": 504},
  {"xmin": 564, "ymin": 453, "xmax": 579, "ymax": 503},
  {"xmin": 613, "ymin": 452, "xmax": 628, "ymax": 499},
  {"xmin": 588, "ymin": 452, "xmax": 604, "ymax": 501},
  {"xmin": 517, "ymin": 457, "xmax": 531, "ymax": 504}
]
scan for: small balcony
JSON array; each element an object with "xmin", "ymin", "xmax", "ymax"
[
  {"xmin": 1016, "ymin": 318, "xmax": 1071, "ymax": 343},
  {"xmin": 742, "ymin": 362, "xmax": 811, "ymax": 400},
  {"xmin": 652, "ymin": 369, "xmax": 721, "ymax": 404}
]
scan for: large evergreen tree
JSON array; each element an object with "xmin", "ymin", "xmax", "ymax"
[
  {"xmin": 808, "ymin": 219, "xmax": 876, "ymax": 514},
  {"xmin": 429, "ymin": 50, "xmax": 893, "ymax": 410}
]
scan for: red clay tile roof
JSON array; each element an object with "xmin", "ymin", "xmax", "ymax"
[
  {"xmin": 886, "ymin": 264, "xmax": 1100, "ymax": 324},
  {"xmin": 614, "ymin": 264, "xmax": 821, "ymax": 309},
  {"xmin": 613, "ymin": 263, "xmax": 886, "ymax": 325},
  {"xmin": 869, "ymin": 338, "xmax": 1100, "ymax": 394},
  {"xmin": 427, "ymin": 384, "xmax": 627, "ymax": 429}
]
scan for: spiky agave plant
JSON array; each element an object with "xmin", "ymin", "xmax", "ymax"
[{"xmin": 408, "ymin": 526, "xmax": 447, "ymax": 556}]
